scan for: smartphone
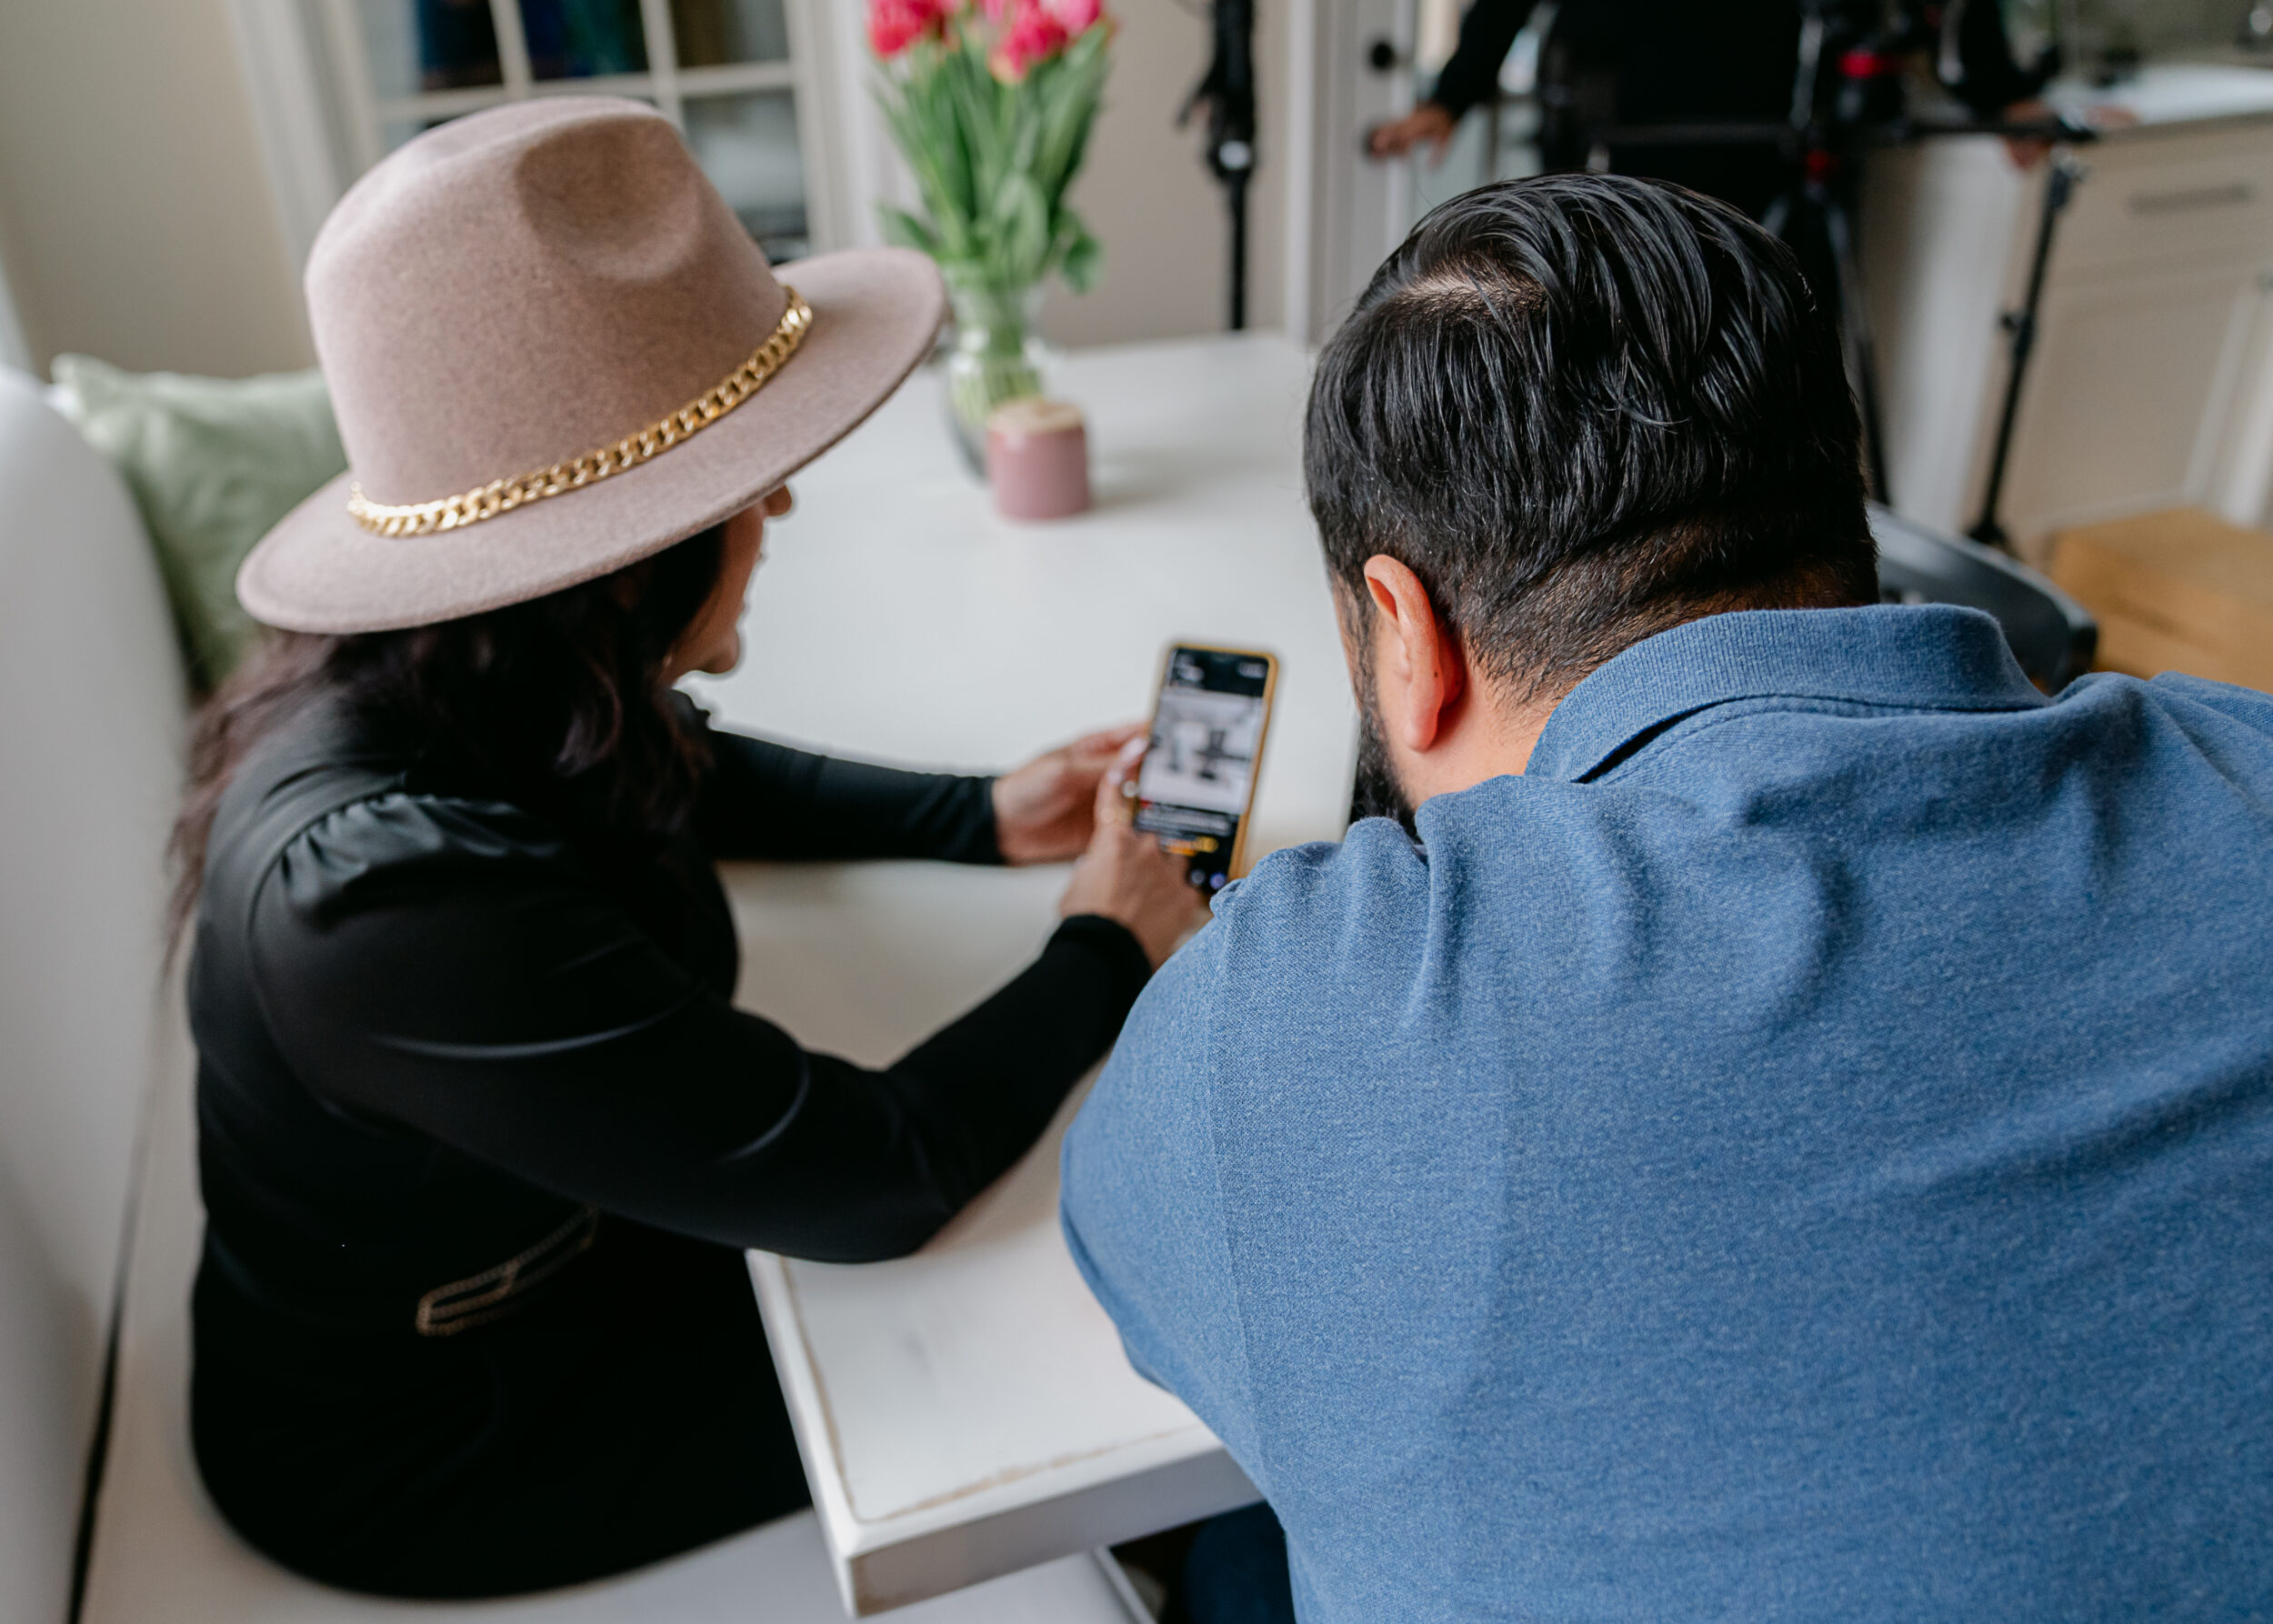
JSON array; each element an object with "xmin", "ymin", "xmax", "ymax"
[{"xmin": 1132, "ymin": 644, "xmax": 1278, "ymax": 893}]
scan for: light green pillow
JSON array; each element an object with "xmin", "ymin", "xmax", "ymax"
[{"xmin": 53, "ymin": 354, "xmax": 346, "ymax": 688}]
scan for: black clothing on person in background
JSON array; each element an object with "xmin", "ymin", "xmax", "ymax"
[
  {"xmin": 186, "ymin": 694, "xmax": 1152, "ymax": 1598},
  {"xmin": 1429, "ymin": 0, "xmax": 1801, "ymax": 216},
  {"xmin": 1425, "ymin": 0, "xmax": 2036, "ymax": 221},
  {"xmin": 1432, "ymin": 0, "xmax": 1804, "ymax": 125}
]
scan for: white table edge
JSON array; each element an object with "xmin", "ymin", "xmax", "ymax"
[{"xmin": 746, "ymin": 1250, "xmax": 1259, "ymax": 1613}]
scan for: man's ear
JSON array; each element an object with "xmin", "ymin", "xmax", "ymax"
[{"xmin": 1361, "ymin": 555, "xmax": 1466, "ymax": 752}]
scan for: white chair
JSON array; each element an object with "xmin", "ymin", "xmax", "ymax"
[{"xmin": 0, "ymin": 366, "xmax": 1148, "ymax": 1624}]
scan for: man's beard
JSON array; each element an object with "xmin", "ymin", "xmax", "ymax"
[{"xmin": 1349, "ymin": 647, "xmax": 1418, "ymax": 837}]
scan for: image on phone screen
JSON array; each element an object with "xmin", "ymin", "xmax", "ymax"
[{"xmin": 1134, "ymin": 645, "xmax": 1276, "ymax": 892}]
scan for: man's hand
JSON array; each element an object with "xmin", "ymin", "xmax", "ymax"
[
  {"xmin": 1058, "ymin": 742, "xmax": 1215, "ymax": 968},
  {"xmin": 2001, "ymin": 97, "xmax": 2056, "ymax": 170},
  {"xmin": 2001, "ymin": 98, "xmax": 2134, "ymax": 169},
  {"xmin": 994, "ymin": 723, "xmax": 1147, "ymax": 865},
  {"xmin": 1368, "ymin": 102, "xmax": 1457, "ymax": 161}
]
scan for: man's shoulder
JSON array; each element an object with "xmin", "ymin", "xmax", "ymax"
[
  {"xmin": 1076, "ymin": 822, "xmax": 1445, "ymax": 1123},
  {"xmin": 1203, "ymin": 819, "xmax": 1441, "ymax": 991},
  {"xmin": 1219, "ymin": 817, "xmax": 1433, "ymax": 924},
  {"xmin": 2045, "ymin": 669, "xmax": 2273, "ymax": 803},
  {"xmin": 2137, "ymin": 669, "xmax": 2273, "ymax": 737},
  {"xmin": 1209, "ymin": 780, "xmax": 1614, "ymax": 961}
]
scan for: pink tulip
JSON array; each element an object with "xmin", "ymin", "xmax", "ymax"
[
  {"xmin": 1044, "ymin": 0, "xmax": 1102, "ymax": 33},
  {"xmin": 869, "ymin": 0, "xmax": 949, "ymax": 57},
  {"xmin": 987, "ymin": 0, "xmax": 1066, "ymax": 78}
]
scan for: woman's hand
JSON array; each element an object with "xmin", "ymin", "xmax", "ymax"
[
  {"xmin": 1059, "ymin": 741, "xmax": 1215, "ymax": 968},
  {"xmin": 993, "ymin": 723, "xmax": 1147, "ymax": 865}
]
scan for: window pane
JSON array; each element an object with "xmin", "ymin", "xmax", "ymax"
[
  {"xmin": 522, "ymin": 0, "xmax": 650, "ymax": 79},
  {"xmin": 359, "ymin": 0, "xmax": 504, "ymax": 96},
  {"xmin": 684, "ymin": 92, "xmax": 807, "ymax": 261},
  {"xmin": 671, "ymin": 0, "xmax": 790, "ymax": 66}
]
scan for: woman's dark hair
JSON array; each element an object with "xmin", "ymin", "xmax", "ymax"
[
  {"xmin": 1305, "ymin": 173, "xmax": 1876, "ymax": 702},
  {"xmin": 169, "ymin": 525, "xmax": 728, "ymax": 939}
]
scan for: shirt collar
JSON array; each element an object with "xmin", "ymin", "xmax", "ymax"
[{"xmin": 1527, "ymin": 604, "xmax": 2048, "ymax": 783}]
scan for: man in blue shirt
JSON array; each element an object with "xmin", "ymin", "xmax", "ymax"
[{"xmin": 1060, "ymin": 174, "xmax": 2272, "ymax": 1621}]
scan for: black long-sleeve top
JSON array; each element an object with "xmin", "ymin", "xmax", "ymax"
[
  {"xmin": 187, "ymin": 696, "xmax": 1151, "ymax": 1345},
  {"xmin": 1428, "ymin": 0, "xmax": 2033, "ymax": 130}
]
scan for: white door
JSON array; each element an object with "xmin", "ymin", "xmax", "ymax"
[
  {"xmin": 1293, "ymin": 0, "xmax": 1551, "ymax": 343},
  {"xmin": 1295, "ymin": 0, "xmax": 1415, "ymax": 342}
]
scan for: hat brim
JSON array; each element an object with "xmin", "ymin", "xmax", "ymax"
[{"xmin": 237, "ymin": 246, "xmax": 946, "ymax": 635}]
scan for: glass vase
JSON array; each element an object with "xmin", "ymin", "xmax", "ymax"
[{"xmin": 941, "ymin": 266, "xmax": 1051, "ymax": 476}]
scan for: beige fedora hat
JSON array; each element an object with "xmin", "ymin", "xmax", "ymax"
[{"xmin": 238, "ymin": 96, "xmax": 945, "ymax": 634}]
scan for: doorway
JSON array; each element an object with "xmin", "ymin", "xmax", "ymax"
[{"xmin": 1292, "ymin": 0, "xmax": 1551, "ymax": 341}]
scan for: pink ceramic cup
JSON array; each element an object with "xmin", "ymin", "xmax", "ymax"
[{"xmin": 986, "ymin": 398, "xmax": 1091, "ymax": 521}]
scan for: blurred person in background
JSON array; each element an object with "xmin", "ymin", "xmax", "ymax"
[{"xmin": 1368, "ymin": 0, "xmax": 2056, "ymax": 218}]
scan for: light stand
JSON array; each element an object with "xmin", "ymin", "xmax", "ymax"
[
  {"xmin": 1968, "ymin": 150, "xmax": 2085, "ymax": 550},
  {"xmin": 1181, "ymin": 0, "xmax": 1257, "ymax": 330}
]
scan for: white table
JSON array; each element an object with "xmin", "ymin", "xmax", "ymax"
[{"xmin": 686, "ymin": 332, "xmax": 1355, "ymax": 1615}]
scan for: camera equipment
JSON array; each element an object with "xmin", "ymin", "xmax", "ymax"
[
  {"xmin": 1180, "ymin": 0, "xmax": 1258, "ymax": 330},
  {"xmin": 1591, "ymin": 0, "xmax": 2093, "ymax": 543}
]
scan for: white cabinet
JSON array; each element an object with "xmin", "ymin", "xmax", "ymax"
[
  {"xmin": 1863, "ymin": 68, "xmax": 2273, "ymax": 561},
  {"xmin": 2003, "ymin": 254, "xmax": 2273, "ymax": 530}
]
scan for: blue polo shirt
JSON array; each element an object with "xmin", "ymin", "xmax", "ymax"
[{"xmin": 1061, "ymin": 605, "xmax": 2273, "ymax": 1622}]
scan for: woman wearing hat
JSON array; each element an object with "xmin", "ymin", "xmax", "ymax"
[{"xmin": 174, "ymin": 98, "xmax": 1207, "ymax": 1599}]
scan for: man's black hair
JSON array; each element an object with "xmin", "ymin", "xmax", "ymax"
[{"xmin": 1306, "ymin": 174, "xmax": 1876, "ymax": 703}]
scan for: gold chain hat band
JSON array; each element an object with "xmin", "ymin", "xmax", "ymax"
[{"xmin": 346, "ymin": 287, "xmax": 813, "ymax": 538}]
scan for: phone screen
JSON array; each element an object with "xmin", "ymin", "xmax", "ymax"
[{"xmin": 1134, "ymin": 645, "xmax": 1276, "ymax": 892}]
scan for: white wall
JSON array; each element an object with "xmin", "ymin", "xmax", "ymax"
[
  {"xmin": 815, "ymin": 0, "xmax": 1294, "ymax": 347},
  {"xmin": 0, "ymin": 0, "xmax": 1290, "ymax": 382},
  {"xmin": 0, "ymin": 246, "xmax": 28, "ymax": 374},
  {"xmin": 0, "ymin": 0, "xmax": 312, "ymax": 378},
  {"xmin": 1036, "ymin": 0, "xmax": 1288, "ymax": 346}
]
